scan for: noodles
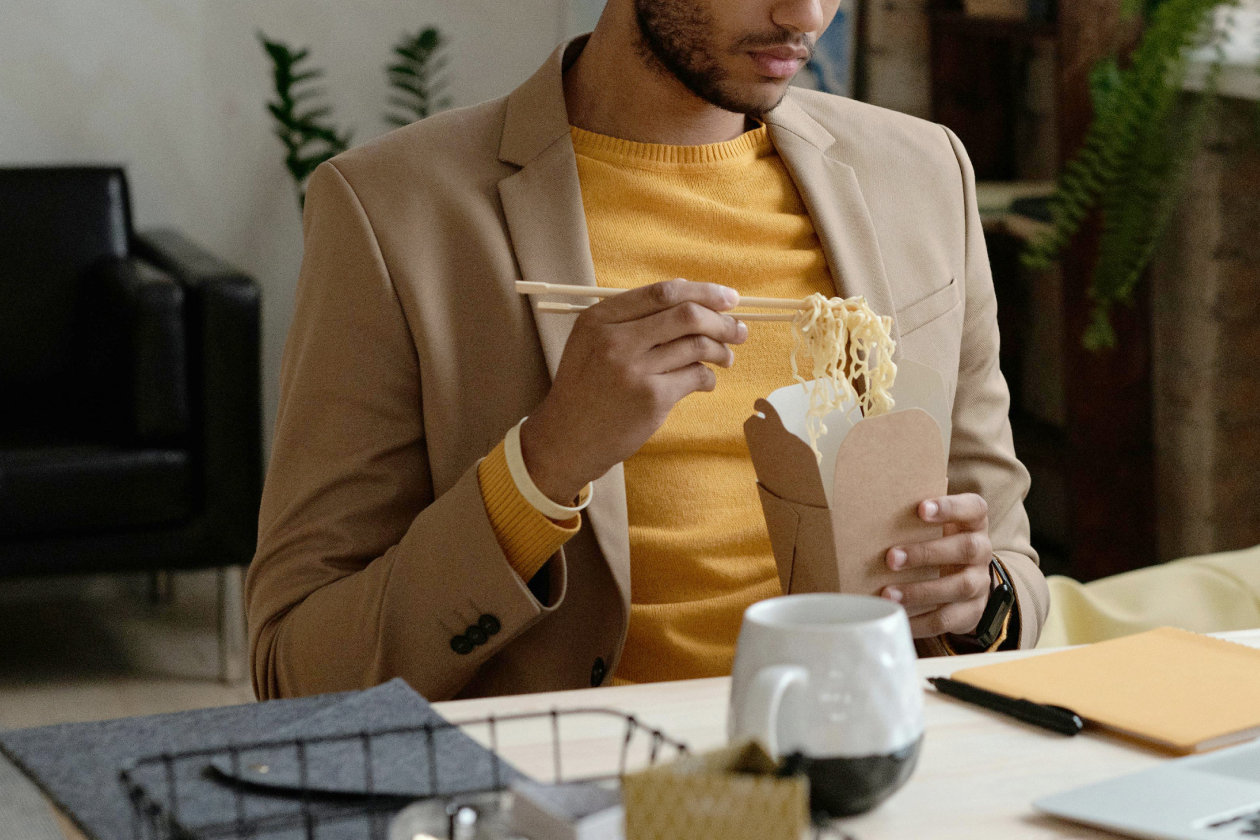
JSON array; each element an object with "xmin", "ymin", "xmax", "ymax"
[{"xmin": 789, "ymin": 293, "xmax": 897, "ymax": 462}]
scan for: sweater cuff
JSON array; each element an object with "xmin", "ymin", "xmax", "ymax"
[{"xmin": 478, "ymin": 438, "xmax": 580, "ymax": 583}]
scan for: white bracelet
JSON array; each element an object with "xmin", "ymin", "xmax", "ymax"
[{"xmin": 504, "ymin": 417, "xmax": 592, "ymax": 520}]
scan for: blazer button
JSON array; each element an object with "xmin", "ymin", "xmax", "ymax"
[
  {"xmin": 478, "ymin": 614, "xmax": 501, "ymax": 635},
  {"xmin": 450, "ymin": 635, "xmax": 473, "ymax": 655},
  {"xmin": 466, "ymin": 625, "xmax": 489, "ymax": 646},
  {"xmin": 590, "ymin": 657, "xmax": 606, "ymax": 686}
]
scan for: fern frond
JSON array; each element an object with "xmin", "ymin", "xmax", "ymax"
[
  {"xmin": 1020, "ymin": 0, "xmax": 1241, "ymax": 349},
  {"xmin": 258, "ymin": 30, "xmax": 350, "ymax": 208},
  {"xmin": 384, "ymin": 26, "xmax": 449, "ymax": 127}
]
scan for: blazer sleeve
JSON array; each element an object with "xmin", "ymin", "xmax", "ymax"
[
  {"xmin": 939, "ymin": 125, "xmax": 1050, "ymax": 649},
  {"xmin": 246, "ymin": 161, "xmax": 567, "ymax": 702}
]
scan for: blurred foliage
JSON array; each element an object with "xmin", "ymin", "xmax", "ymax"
[
  {"xmin": 385, "ymin": 26, "xmax": 451, "ymax": 128},
  {"xmin": 258, "ymin": 33, "xmax": 352, "ymax": 208},
  {"xmin": 260, "ymin": 25, "xmax": 449, "ymax": 210},
  {"xmin": 1020, "ymin": 0, "xmax": 1253, "ymax": 350}
]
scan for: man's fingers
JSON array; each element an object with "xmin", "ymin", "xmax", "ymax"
[
  {"xmin": 919, "ymin": 493, "xmax": 987, "ymax": 528},
  {"xmin": 887, "ymin": 530, "xmax": 991, "ymax": 571},
  {"xmin": 648, "ymin": 334, "xmax": 735, "ymax": 374},
  {"xmin": 593, "ymin": 278, "xmax": 740, "ymax": 324},
  {"xmin": 907, "ymin": 600, "xmax": 985, "ymax": 638},
  {"xmin": 631, "ymin": 299, "xmax": 747, "ymax": 352},
  {"xmin": 658, "ymin": 362, "xmax": 718, "ymax": 403},
  {"xmin": 883, "ymin": 566, "xmax": 989, "ymax": 611}
]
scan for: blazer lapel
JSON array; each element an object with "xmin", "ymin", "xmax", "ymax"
[
  {"xmin": 497, "ymin": 39, "xmax": 632, "ymax": 604},
  {"xmin": 765, "ymin": 98, "xmax": 903, "ymax": 359},
  {"xmin": 498, "ymin": 140, "xmax": 595, "ymax": 379}
]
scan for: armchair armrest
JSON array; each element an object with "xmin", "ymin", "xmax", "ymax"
[
  {"xmin": 83, "ymin": 257, "xmax": 189, "ymax": 444},
  {"xmin": 133, "ymin": 228, "xmax": 263, "ymax": 562}
]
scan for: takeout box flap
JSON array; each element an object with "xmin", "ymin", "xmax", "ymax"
[
  {"xmin": 744, "ymin": 398, "xmax": 828, "ymax": 508},
  {"xmin": 755, "ymin": 483, "xmax": 838, "ymax": 593}
]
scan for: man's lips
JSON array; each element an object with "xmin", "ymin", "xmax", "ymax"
[{"xmin": 748, "ymin": 46, "xmax": 809, "ymax": 79}]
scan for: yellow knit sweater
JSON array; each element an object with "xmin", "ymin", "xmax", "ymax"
[{"xmin": 478, "ymin": 123, "xmax": 838, "ymax": 683}]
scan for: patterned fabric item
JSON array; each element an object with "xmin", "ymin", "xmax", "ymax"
[{"xmin": 622, "ymin": 742, "xmax": 808, "ymax": 840}]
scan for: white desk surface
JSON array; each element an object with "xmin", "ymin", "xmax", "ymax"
[
  {"xmin": 44, "ymin": 628, "xmax": 1260, "ymax": 840},
  {"xmin": 435, "ymin": 628, "xmax": 1260, "ymax": 840}
]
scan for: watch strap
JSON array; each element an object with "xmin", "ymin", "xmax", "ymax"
[{"xmin": 973, "ymin": 558, "xmax": 1015, "ymax": 649}]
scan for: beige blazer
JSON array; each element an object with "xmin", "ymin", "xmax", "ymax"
[{"xmin": 246, "ymin": 38, "xmax": 1049, "ymax": 702}]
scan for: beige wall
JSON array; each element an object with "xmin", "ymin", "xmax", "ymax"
[{"xmin": 0, "ymin": 0, "xmax": 569, "ymax": 453}]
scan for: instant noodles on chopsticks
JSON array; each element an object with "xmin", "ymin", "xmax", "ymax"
[
  {"xmin": 744, "ymin": 291, "xmax": 954, "ymax": 603},
  {"xmin": 787, "ymin": 291, "xmax": 896, "ymax": 461},
  {"xmin": 518, "ymin": 280, "xmax": 953, "ymax": 604}
]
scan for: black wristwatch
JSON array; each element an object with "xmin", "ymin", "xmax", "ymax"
[
  {"xmin": 947, "ymin": 559, "xmax": 1013, "ymax": 654},
  {"xmin": 952, "ymin": 558, "xmax": 1016, "ymax": 651}
]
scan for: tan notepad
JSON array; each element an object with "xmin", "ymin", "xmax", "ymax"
[{"xmin": 950, "ymin": 627, "xmax": 1260, "ymax": 754}]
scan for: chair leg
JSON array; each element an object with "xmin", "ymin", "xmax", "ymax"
[
  {"xmin": 148, "ymin": 570, "xmax": 173, "ymax": 604},
  {"xmin": 217, "ymin": 565, "xmax": 249, "ymax": 684},
  {"xmin": 217, "ymin": 566, "xmax": 229, "ymax": 683}
]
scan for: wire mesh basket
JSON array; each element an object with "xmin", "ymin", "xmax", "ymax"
[{"xmin": 118, "ymin": 707, "xmax": 688, "ymax": 840}]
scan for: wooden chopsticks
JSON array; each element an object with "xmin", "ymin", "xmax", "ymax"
[
  {"xmin": 516, "ymin": 281, "xmax": 844, "ymax": 322},
  {"xmin": 534, "ymin": 300, "xmax": 794, "ymax": 321}
]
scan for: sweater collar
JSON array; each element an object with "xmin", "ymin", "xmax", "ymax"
[{"xmin": 498, "ymin": 36, "xmax": 841, "ymax": 168}]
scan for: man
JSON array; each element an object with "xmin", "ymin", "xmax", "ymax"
[{"xmin": 246, "ymin": 0, "xmax": 1049, "ymax": 701}]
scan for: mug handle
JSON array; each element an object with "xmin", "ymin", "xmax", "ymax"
[{"xmin": 737, "ymin": 664, "xmax": 809, "ymax": 758}]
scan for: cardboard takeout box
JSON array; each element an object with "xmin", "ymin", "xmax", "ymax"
[{"xmin": 744, "ymin": 360, "xmax": 952, "ymax": 600}]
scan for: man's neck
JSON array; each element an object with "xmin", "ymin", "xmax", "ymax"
[{"xmin": 563, "ymin": 8, "xmax": 750, "ymax": 146}]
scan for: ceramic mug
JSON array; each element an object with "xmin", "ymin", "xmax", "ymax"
[{"xmin": 728, "ymin": 593, "xmax": 924, "ymax": 818}]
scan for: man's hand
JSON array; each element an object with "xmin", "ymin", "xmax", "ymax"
[
  {"xmin": 519, "ymin": 278, "xmax": 748, "ymax": 504},
  {"xmin": 881, "ymin": 493, "xmax": 992, "ymax": 638}
]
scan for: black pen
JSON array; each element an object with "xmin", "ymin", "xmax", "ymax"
[{"xmin": 927, "ymin": 677, "xmax": 1085, "ymax": 736}]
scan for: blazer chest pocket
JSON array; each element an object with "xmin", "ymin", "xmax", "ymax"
[{"xmin": 896, "ymin": 277, "xmax": 960, "ymax": 337}]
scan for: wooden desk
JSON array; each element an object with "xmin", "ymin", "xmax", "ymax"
[
  {"xmin": 437, "ymin": 629, "xmax": 1260, "ymax": 840},
  {"xmin": 47, "ymin": 629, "xmax": 1260, "ymax": 839}
]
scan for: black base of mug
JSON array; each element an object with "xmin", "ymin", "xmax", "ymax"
[{"xmin": 783, "ymin": 735, "xmax": 923, "ymax": 820}]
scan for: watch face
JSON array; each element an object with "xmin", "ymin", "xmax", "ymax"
[{"xmin": 976, "ymin": 581, "xmax": 1015, "ymax": 648}]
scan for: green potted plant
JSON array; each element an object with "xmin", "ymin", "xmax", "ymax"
[
  {"xmin": 1022, "ymin": 0, "xmax": 1259, "ymax": 349},
  {"xmin": 259, "ymin": 26, "xmax": 449, "ymax": 208},
  {"xmin": 385, "ymin": 26, "xmax": 451, "ymax": 127}
]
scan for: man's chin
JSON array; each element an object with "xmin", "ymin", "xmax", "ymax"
[{"xmin": 721, "ymin": 80, "xmax": 793, "ymax": 118}]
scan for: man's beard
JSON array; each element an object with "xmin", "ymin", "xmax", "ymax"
[{"xmin": 634, "ymin": 0, "xmax": 814, "ymax": 118}]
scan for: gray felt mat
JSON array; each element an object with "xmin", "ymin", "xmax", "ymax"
[
  {"xmin": 208, "ymin": 678, "xmax": 522, "ymax": 797},
  {"xmin": 0, "ymin": 678, "xmax": 518, "ymax": 840},
  {"xmin": 0, "ymin": 749, "xmax": 63, "ymax": 840}
]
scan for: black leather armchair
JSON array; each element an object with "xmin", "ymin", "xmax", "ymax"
[{"xmin": 0, "ymin": 167, "xmax": 262, "ymax": 676}]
